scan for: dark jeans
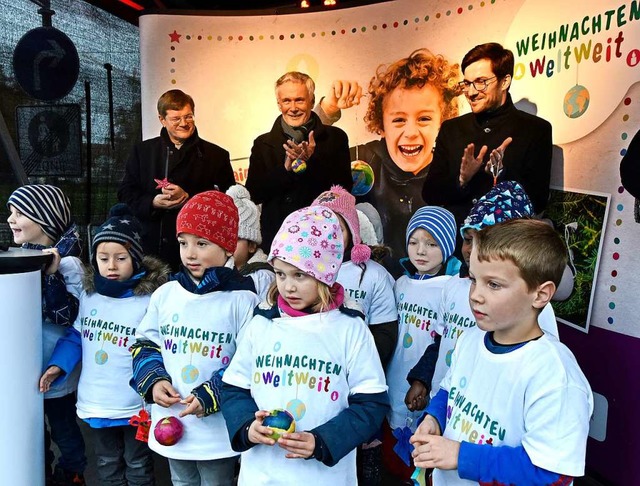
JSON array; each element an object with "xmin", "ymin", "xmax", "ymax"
[
  {"xmin": 92, "ymin": 425, "xmax": 155, "ymax": 485},
  {"xmin": 44, "ymin": 392, "xmax": 87, "ymax": 474}
]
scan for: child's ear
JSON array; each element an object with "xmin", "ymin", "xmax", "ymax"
[
  {"xmin": 532, "ymin": 280, "xmax": 555, "ymax": 309},
  {"xmin": 248, "ymin": 241, "xmax": 258, "ymax": 253}
]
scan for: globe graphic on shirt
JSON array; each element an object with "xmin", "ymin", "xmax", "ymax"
[
  {"xmin": 286, "ymin": 398, "xmax": 307, "ymax": 421},
  {"xmin": 563, "ymin": 85, "xmax": 590, "ymax": 119},
  {"xmin": 181, "ymin": 365, "xmax": 199, "ymax": 384},
  {"xmin": 95, "ymin": 350, "xmax": 109, "ymax": 365},
  {"xmin": 351, "ymin": 160, "xmax": 375, "ymax": 196},
  {"xmin": 403, "ymin": 332, "xmax": 413, "ymax": 349}
]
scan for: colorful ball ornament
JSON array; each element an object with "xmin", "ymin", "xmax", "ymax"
[
  {"xmin": 262, "ymin": 409, "xmax": 296, "ymax": 439},
  {"xmin": 292, "ymin": 158, "xmax": 307, "ymax": 174},
  {"xmin": 351, "ymin": 160, "xmax": 375, "ymax": 196}
]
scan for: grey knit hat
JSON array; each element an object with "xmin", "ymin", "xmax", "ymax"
[
  {"xmin": 92, "ymin": 204, "xmax": 144, "ymax": 269},
  {"xmin": 7, "ymin": 184, "xmax": 71, "ymax": 242},
  {"xmin": 226, "ymin": 184, "xmax": 262, "ymax": 245}
]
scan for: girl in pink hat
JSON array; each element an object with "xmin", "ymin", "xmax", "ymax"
[{"xmin": 221, "ymin": 205, "xmax": 389, "ymax": 486}]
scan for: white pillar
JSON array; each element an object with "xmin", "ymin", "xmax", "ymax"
[{"xmin": 0, "ymin": 249, "xmax": 51, "ymax": 486}]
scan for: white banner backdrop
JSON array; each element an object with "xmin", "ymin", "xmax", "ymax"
[{"xmin": 139, "ymin": 0, "xmax": 640, "ymax": 337}]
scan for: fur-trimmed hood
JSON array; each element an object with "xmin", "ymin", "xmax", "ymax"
[{"xmin": 83, "ymin": 255, "xmax": 171, "ymax": 296}]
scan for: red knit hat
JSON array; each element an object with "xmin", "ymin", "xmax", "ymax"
[
  {"xmin": 176, "ymin": 190, "xmax": 239, "ymax": 253},
  {"xmin": 312, "ymin": 185, "xmax": 371, "ymax": 264}
]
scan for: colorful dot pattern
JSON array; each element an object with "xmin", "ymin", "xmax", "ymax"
[
  {"xmin": 165, "ymin": 0, "xmax": 497, "ymax": 84},
  {"xmin": 610, "ymin": 95, "xmax": 634, "ymax": 326}
]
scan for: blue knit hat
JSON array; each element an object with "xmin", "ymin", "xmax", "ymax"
[
  {"xmin": 92, "ymin": 204, "xmax": 144, "ymax": 270},
  {"xmin": 7, "ymin": 184, "xmax": 71, "ymax": 242},
  {"xmin": 460, "ymin": 181, "xmax": 534, "ymax": 236},
  {"xmin": 406, "ymin": 206, "xmax": 456, "ymax": 263}
]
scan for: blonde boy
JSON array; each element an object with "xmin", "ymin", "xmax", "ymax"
[{"xmin": 411, "ymin": 219, "xmax": 593, "ymax": 485}]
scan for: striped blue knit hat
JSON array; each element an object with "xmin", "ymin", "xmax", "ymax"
[
  {"xmin": 406, "ymin": 206, "xmax": 456, "ymax": 263},
  {"xmin": 460, "ymin": 181, "xmax": 534, "ymax": 237},
  {"xmin": 7, "ymin": 184, "xmax": 71, "ymax": 242}
]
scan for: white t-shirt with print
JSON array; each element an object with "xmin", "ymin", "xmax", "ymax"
[
  {"xmin": 222, "ymin": 308, "xmax": 388, "ymax": 486},
  {"xmin": 431, "ymin": 275, "xmax": 560, "ymax": 398},
  {"xmin": 74, "ymin": 291, "xmax": 150, "ymax": 420},
  {"xmin": 136, "ymin": 281, "xmax": 259, "ymax": 460},
  {"xmin": 337, "ymin": 260, "xmax": 396, "ymax": 325},
  {"xmin": 386, "ymin": 275, "xmax": 450, "ymax": 430},
  {"xmin": 433, "ymin": 329, "xmax": 593, "ymax": 485}
]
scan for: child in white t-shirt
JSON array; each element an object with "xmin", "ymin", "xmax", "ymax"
[
  {"xmin": 313, "ymin": 185, "xmax": 397, "ymax": 484},
  {"xmin": 406, "ymin": 181, "xmax": 559, "ymax": 402},
  {"xmin": 130, "ymin": 190, "xmax": 259, "ymax": 485},
  {"xmin": 226, "ymin": 184, "xmax": 274, "ymax": 300},
  {"xmin": 411, "ymin": 219, "xmax": 593, "ymax": 485},
  {"xmin": 40, "ymin": 204, "xmax": 171, "ymax": 485},
  {"xmin": 384, "ymin": 206, "xmax": 458, "ymax": 482},
  {"xmin": 221, "ymin": 205, "xmax": 389, "ymax": 486}
]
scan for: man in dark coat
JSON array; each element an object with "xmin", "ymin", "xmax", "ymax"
[
  {"xmin": 245, "ymin": 72, "xmax": 353, "ymax": 252},
  {"xmin": 422, "ymin": 43, "xmax": 552, "ymax": 226},
  {"xmin": 118, "ymin": 89, "xmax": 235, "ymax": 270}
]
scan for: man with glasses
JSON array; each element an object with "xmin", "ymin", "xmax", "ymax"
[
  {"xmin": 246, "ymin": 72, "xmax": 352, "ymax": 251},
  {"xmin": 119, "ymin": 89, "xmax": 235, "ymax": 269},
  {"xmin": 422, "ymin": 43, "xmax": 552, "ymax": 227}
]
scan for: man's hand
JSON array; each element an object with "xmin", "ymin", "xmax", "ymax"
[
  {"xmin": 485, "ymin": 137, "xmax": 513, "ymax": 181},
  {"xmin": 283, "ymin": 131, "xmax": 316, "ymax": 171},
  {"xmin": 459, "ymin": 143, "xmax": 488, "ymax": 187},
  {"xmin": 151, "ymin": 380, "xmax": 182, "ymax": 407},
  {"xmin": 410, "ymin": 434, "xmax": 460, "ymax": 470},
  {"xmin": 405, "ymin": 381, "xmax": 429, "ymax": 411},
  {"xmin": 279, "ymin": 431, "xmax": 316, "ymax": 459},
  {"xmin": 320, "ymin": 80, "xmax": 363, "ymax": 118},
  {"xmin": 152, "ymin": 183, "xmax": 188, "ymax": 209}
]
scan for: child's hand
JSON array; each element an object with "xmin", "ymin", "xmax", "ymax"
[
  {"xmin": 405, "ymin": 380, "xmax": 429, "ymax": 411},
  {"xmin": 320, "ymin": 80, "xmax": 363, "ymax": 117},
  {"xmin": 151, "ymin": 380, "xmax": 182, "ymax": 408},
  {"xmin": 248, "ymin": 410, "xmax": 277, "ymax": 446},
  {"xmin": 411, "ymin": 434, "xmax": 460, "ymax": 470},
  {"xmin": 39, "ymin": 365, "xmax": 62, "ymax": 392},
  {"xmin": 412, "ymin": 414, "xmax": 441, "ymax": 437},
  {"xmin": 278, "ymin": 431, "xmax": 316, "ymax": 460},
  {"xmin": 179, "ymin": 394, "xmax": 204, "ymax": 418},
  {"xmin": 42, "ymin": 248, "xmax": 61, "ymax": 275}
]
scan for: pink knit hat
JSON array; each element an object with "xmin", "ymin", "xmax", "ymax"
[
  {"xmin": 176, "ymin": 190, "xmax": 239, "ymax": 253},
  {"xmin": 268, "ymin": 205, "xmax": 344, "ymax": 286},
  {"xmin": 312, "ymin": 185, "xmax": 371, "ymax": 264}
]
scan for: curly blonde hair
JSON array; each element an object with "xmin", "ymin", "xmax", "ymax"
[{"xmin": 364, "ymin": 49, "xmax": 461, "ymax": 135}]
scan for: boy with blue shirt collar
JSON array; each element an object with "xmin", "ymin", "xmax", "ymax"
[{"xmin": 410, "ymin": 219, "xmax": 592, "ymax": 485}]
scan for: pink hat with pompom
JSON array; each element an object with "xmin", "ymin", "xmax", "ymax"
[
  {"xmin": 268, "ymin": 205, "xmax": 344, "ymax": 286},
  {"xmin": 312, "ymin": 185, "xmax": 371, "ymax": 264}
]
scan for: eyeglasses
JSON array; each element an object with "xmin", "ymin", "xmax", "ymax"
[
  {"xmin": 458, "ymin": 76, "xmax": 497, "ymax": 92},
  {"xmin": 165, "ymin": 114, "xmax": 195, "ymax": 125}
]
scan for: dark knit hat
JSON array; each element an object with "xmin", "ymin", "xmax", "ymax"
[
  {"xmin": 176, "ymin": 190, "xmax": 239, "ymax": 253},
  {"xmin": 7, "ymin": 184, "xmax": 71, "ymax": 242},
  {"xmin": 406, "ymin": 206, "xmax": 457, "ymax": 263},
  {"xmin": 92, "ymin": 204, "xmax": 144, "ymax": 268},
  {"xmin": 460, "ymin": 181, "xmax": 534, "ymax": 236}
]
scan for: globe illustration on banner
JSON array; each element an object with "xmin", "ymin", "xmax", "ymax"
[
  {"xmin": 95, "ymin": 349, "xmax": 109, "ymax": 365},
  {"xmin": 563, "ymin": 85, "xmax": 590, "ymax": 119},
  {"xmin": 286, "ymin": 398, "xmax": 307, "ymax": 421},
  {"xmin": 351, "ymin": 160, "xmax": 375, "ymax": 196},
  {"xmin": 181, "ymin": 364, "xmax": 199, "ymax": 384}
]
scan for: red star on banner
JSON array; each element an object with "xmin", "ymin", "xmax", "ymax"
[
  {"xmin": 169, "ymin": 30, "xmax": 181, "ymax": 43},
  {"xmin": 155, "ymin": 178, "xmax": 171, "ymax": 189}
]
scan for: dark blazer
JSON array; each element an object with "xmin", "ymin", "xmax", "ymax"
[
  {"xmin": 118, "ymin": 127, "xmax": 235, "ymax": 270},
  {"xmin": 246, "ymin": 112, "xmax": 353, "ymax": 251},
  {"xmin": 422, "ymin": 95, "xmax": 553, "ymax": 226}
]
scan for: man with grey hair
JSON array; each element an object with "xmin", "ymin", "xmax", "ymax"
[{"xmin": 246, "ymin": 71, "xmax": 353, "ymax": 251}]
